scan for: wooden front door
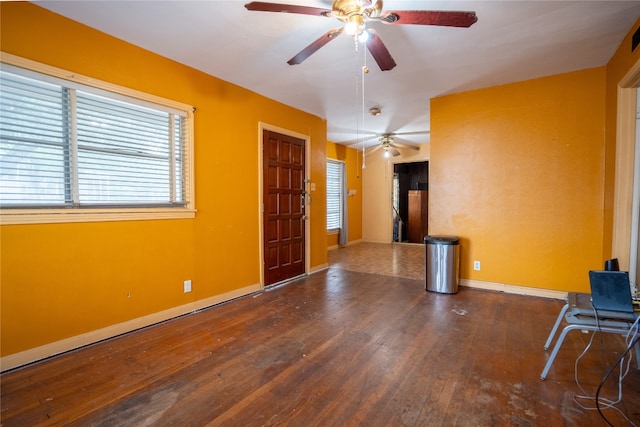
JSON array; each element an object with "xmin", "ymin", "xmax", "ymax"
[{"xmin": 263, "ymin": 130, "xmax": 306, "ymax": 286}]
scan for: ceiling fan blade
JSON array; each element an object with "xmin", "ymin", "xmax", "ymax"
[
  {"xmin": 365, "ymin": 144, "xmax": 383, "ymax": 156},
  {"xmin": 381, "ymin": 10, "xmax": 478, "ymax": 27},
  {"xmin": 287, "ymin": 28, "xmax": 344, "ymax": 65},
  {"xmin": 390, "ymin": 147, "xmax": 401, "ymax": 157},
  {"xmin": 391, "ymin": 130, "xmax": 430, "ymax": 137},
  {"xmin": 344, "ymin": 135, "xmax": 379, "ymax": 146},
  {"xmin": 244, "ymin": 2, "xmax": 331, "ymax": 16},
  {"xmin": 391, "ymin": 142, "xmax": 420, "ymax": 151},
  {"xmin": 365, "ymin": 29, "xmax": 396, "ymax": 71}
]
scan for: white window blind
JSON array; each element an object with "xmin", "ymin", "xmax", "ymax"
[
  {"xmin": 326, "ymin": 159, "xmax": 343, "ymax": 231},
  {"xmin": 0, "ymin": 63, "xmax": 189, "ymax": 209}
]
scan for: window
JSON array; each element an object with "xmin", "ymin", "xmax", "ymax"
[
  {"xmin": 326, "ymin": 159, "xmax": 343, "ymax": 231},
  {"xmin": 0, "ymin": 55, "xmax": 194, "ymax": 224}
]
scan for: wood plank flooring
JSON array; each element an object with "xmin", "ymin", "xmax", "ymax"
[{"xmin": 2, "ymin": 247, "xmax": 640, "ymax": 426}]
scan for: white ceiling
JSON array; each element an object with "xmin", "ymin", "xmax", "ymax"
[{"xmin": 35, "ymin": 0, "xmax": 640, "ymax": 148}]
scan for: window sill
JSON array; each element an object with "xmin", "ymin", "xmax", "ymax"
[{"xmin": 0, "ymin": 208, "xmax": 197, "ymax": 225}]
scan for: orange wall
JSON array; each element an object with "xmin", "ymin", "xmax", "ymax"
[
  {"xmin": 0, "ymin": 3, "xmax": 327, "ymax": 359},
  {"xmin": 326, "ymin": 142, "xmax": 363, "ymax": 247},
  {"xmin": 430, "ymin": 68, "xmax": 606, "ymax": 293}
]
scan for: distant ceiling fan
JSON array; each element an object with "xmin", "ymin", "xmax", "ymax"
[
  {"xmin": 366, "ymin": 132, "xmax": 426, "ymax": 157},
  {"xmin": 245, "ymin": 0, "xmax": 477, "ymax": 71}
]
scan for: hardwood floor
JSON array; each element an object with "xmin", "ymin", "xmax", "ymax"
[{"xmin": 2, "ymin": 246, "xmax": 639, "ymax": 426}]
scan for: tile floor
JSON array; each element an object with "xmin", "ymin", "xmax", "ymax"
[{"xmin": 328, "ymin": 242, "xmax": 424, "ymax": 280}]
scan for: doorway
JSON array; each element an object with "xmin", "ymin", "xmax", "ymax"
[
  {"xmin": 613, "ymin": 59, "xmax": 640, "ymax": 293},
  {"xmin": 262, "ymin": 129, "xmax": 307, "ymax": 286},
  {"xmin": 392, "ymin": 161, "xmax": 429, "ymax": 243},
  {"xmin": 632, "ymin": 87, "xmax": 640, "ymax": 291}
]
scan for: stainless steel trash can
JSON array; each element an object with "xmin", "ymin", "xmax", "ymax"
[{"xmin": 425, "ymin": 235, "xmax": 460, "ymax": 294}]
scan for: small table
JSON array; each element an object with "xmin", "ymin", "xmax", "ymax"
[{"xmin": 541, "ymin": 292, "xmax": 639, "ymax": 380}]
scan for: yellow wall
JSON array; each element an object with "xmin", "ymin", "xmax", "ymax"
[
  {"xmin": 326, "ymin": 142, "xmax": 363, "ymax": 247},
  {"xmin": 0, "ymin": 3, "xmax": 328, "ymax": 361},
  {"xmin": 430, "ymin": 68, "xmax": 606, "ymax": 293}
]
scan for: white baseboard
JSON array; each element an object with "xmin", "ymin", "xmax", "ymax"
[
  {"xmin": 461, "ymin": 279, "xmax": 567, "ymax": 300},
  {"xmin": 328, "ymin": 239, "xmax": 363, "ymax": 251},
  {"xmin": 1, "ymin": 283, "xmax": 262, "ymax": 372},
  {"xmin": 2, "ymin": 276, "xmax": 566, "ymax": 372},
  {"xmin": 309, "ymin": 263, "xmax": 329, "ymax": 274}
]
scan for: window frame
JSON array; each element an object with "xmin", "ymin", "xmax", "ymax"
[
  {"xmin": 326, "ymin": 158, "xmax": 343, "ymax": 232},
  {"xmin": 0, "ymin": 53, "xmax": 196, "ymax": 225}
]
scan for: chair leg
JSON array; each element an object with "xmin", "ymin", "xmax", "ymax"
[
  {"xmin": 541, "ymin": 323, "xmax": 578, "ymax": 380},
  {"xmin": 544, "ymin": 303, "xmax": 569, "ymax": 350},
  {"xmin": 541, "ymin": 324, "xmax": 635, "ymax": 380}
]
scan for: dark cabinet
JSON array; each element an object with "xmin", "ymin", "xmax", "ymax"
[{"xmin": 408, "ymin": 190, "xmax": 428, "ymax": 243}]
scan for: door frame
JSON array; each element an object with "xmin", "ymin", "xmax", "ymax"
[
  {"xmin": 258, "ymin": 122, "xmax": 311, "ymax": 288},
  {"xmin": 387, "ymin": 155, "xmax": 430, "ymax": 243},
  {"xmin": 391, "ymin": 160, "xmax": 430, "ymax": 243},
  {"xmin": 613, "ymin": 58, "xmax": 640, "ymax": 279}
]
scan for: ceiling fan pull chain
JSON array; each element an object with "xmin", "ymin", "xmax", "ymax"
[
  {"xmin": 361, "ymin": 50, "xmax": 367, "ymax": 156},
  {"xmin": 360, "ymin": 42, "xmax": 368, "ymax": 169},
  {"xmin": 354, "ymin": 45, "xmax": 361, "ymax": 168}
]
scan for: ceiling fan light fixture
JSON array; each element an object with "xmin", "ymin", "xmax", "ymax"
[
  {"xmin": 344, "ymin": 14, "xmax": 365, "ymax": 36},
  {"xmin": 361, "ymin": 0, "xmax": 384, "ymax": 18},
  {"xmin": 380, "ymin": 134, "xmax": 392, "ymax": 144}
]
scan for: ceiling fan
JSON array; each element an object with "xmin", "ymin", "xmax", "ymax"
[
  {"xmin": 245, "ymin": 0, "xmax": 477, "ymax": 71},
  {"xmin": 366, "ymin": 132, "xmax": 425, "ymax": 157}
]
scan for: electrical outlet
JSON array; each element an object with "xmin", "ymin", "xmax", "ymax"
[
  {"xmin": 473, "ymin": 261, "xmax": 481, "ymax": 271},
  {"xmin": 184, "ymin": 280, "xmax": 192, "ymax": 293}
]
